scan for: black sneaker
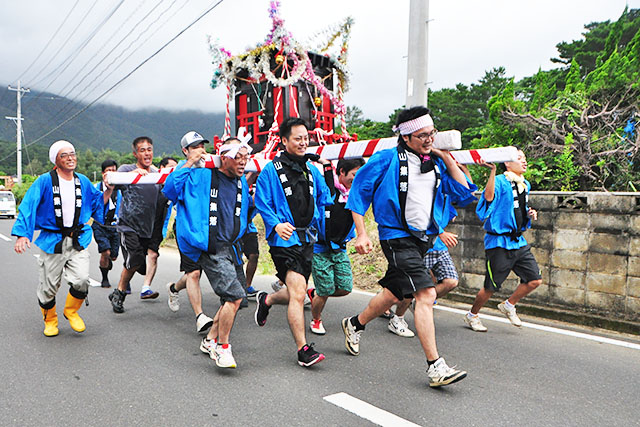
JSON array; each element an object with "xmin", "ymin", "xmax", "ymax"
[
  {"xmin": 108, "ymin": 289, "xmax": 125, "ymax": 313},
  {"xmin": 254, "ymin": 291, "xmax": 270, "ymax": 326},
  {"xmin": 297, "ymin": 343, "xmax": 325, "ymax": 367},
  {"xmin": 101, "ymin": 278, "xmax": 111, "ymax": 288}
]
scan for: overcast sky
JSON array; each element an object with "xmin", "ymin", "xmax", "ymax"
[{"xmin": 0, "ymin": 0, "xmax": 636, "ymax": 124}]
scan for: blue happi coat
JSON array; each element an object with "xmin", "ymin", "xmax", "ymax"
[
  {"xmin": 476, "ymin": 173, "xmax": 531, "ymax": 250},
  {"xmin": 12, "ymin": 172, "xmax": 105, "ymax": 253},
  {"xmin": 346, "ymin": 147, "xmax": 477, "ymax": 241},
  {"xmin": 162, "ymin": 161, "xmax": 253, "ymax": 263},
  {"xmin": 255, "ymin": 160, "xmax": 333, "ymax": 248}
]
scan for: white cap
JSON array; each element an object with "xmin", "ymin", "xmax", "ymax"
[
  {"xmin": 49, "ymin": 140, "xmax": 74, "ymax": 164},
  {"xmin": 180, "ymin": 131, "xmax": 209, "ymax": 149}
]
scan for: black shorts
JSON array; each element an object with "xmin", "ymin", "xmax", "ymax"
[
  {"xmin": 241, "ymin": 232, "xmax": 259, "ymax": 257},
  {"xmin": 120, "ymin": 231, "xmax": 150, "ymax": 274},
  {"xmin": 177, "ymin": 239, "xmax": 201, "ymax": 273},
  {"xmin": 379, "ymin": 237, "xmax": 435, "ymax": 300},
  {"xmin": 148, "ymin": 223, "xmax": 163, "ymax": 253},
  {"xmin": 269, "ymin": 244, "xmax": 314, "ymax": 283},
  {"xmin": 484, "ymin": 245, "xmax": 541, "ymax": 290},
  {"xmin": 92, "ymin": 223, "xmax": 120, "ymax": 258}
]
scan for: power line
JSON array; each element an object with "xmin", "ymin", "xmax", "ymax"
[
  {"xmin": 26, "ymin": 0, "xmax": 125, "ymax": 106},
  {"xmin": 6, "ymin": 0, "xmax": 225, "ymax": 157},
  {"xmin": 52, "ymin": 0, "xmax": 187, "ymax": 122}
]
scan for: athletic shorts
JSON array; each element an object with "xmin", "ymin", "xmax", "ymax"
[
  {"xmin": 198, "ymin": 247, "xmax": 246, "ymax": 303},
  {"xmin": 176, "ymin": 239, "xmax": 201, "ymax": 273},
  {"xmin": 424, "ymin": 250, "xmax": 458, "ymax": 283},
  {"xmin": 484, "ymin": 244, "xmax": 541, "ymax": 290},
  {"xmin": 120, "ymin": 231, "xmax": 150, "ymax": 274},
  {"xmin": 92, "ymin": 223, "xmax": 120, "ymax": 259},
  {"xmin": 379, "ymin": 237, "xmax": 434, "ymax": 300},
  {"xmin": 269, "ymin": 243, "xmax": 314, "ymax": 283},
  {"xmin": 311, "ymin": 251, "xmax": 353, "ymax": 297},
  {"xmin": 241, "ymin": 232, "xmax": 259, "ymax": 257}
]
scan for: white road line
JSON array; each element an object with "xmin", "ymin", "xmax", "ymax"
[
  {"xmin": 0, "ymin": 232, "xmax": 11, "ymax": 241},
  {"xmin": 350, "ymin": 289, "xmax": 640, "ymax": 350},
  {"xmin": 324, "ymin": 392, "xmax": 421, "ymax": 427},
  {"xmin": 89, "ymin": 278, "xmax": 101, "ymax": 288}
]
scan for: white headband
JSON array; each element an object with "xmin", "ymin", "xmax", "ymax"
[
  {"xmin": 392, "ymin": 114, "xmax": 434, "ymax": 135},
  {"xmin": 49, "ymin": 140, "xmax": 74, "ymax": 164},
  {"xmin": 219, "ymin": 142, "xmax": 253, "ymax": 158}
]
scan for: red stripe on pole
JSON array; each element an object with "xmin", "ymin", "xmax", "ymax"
[
  {"xmin": 131, "ymin": 174, "xmax": 142, "ymax": 184},
  {"xmin": 338, "ymin": 143, "xmax": 349, "ymax": 159},
  {"xmin": 469, "ymin": 150, "xmax": 484, "ymax": 164},
  {"xmin": 157, "ymin": 174, "xmax": 168, "ymax": 185},
  {"xmin": 316, "ymin": 145, "xmax": 324, "ymax": 156},
  {"xmin": 253, "ymin": 159, "xmax": 262, "ymax": 172},
  {"xmin": 363, "ymin": 139, "xmax": 380, "ymax": 157}
]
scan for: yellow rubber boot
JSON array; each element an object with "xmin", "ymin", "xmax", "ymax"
[
  {"xmin": 41, "ymin": 306, "xmax": 59, "ymax": 337},
  {"xmin": 63, "ymin": 293, "xmax": 86, "ymax": 333}
]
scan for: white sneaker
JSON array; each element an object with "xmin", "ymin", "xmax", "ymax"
[
  {"xmin": 196, "ymin": 313, "xmax": 214, "ymax": 334},
  {"xmin": 427, "ymin": 357, "xmax": 467, "ymax": 387},
  {"xmin": 215, "ymin": 345, "xmax": 237, "ymax": 368},
  {"xmin": 200, "ymin": 337, "xmax": 216, "ymax": 357},
  {"xmin": 341, "ymin": 317, "xmax": 361, "ymax": 356},
  {"xmin": 464, "ymin": 313, "xmax": 488, "ymax": 332},
  {"xmin": 497, "ymin": 301, "xmax": 522, "ymax": 327},
  {"xmin": 166, "ymin": 282, "xmax": 179, "ymax": 312},
  {"xmin": 271, "ymin": 280, "xmax": 284, "ymax": 292},
  {"xmin": 310, "ymin": 319, "xmax": 326, "ymax": 335},
  {"xmin": 388, "ymin": 315, "xmax": 415, "ymax": 337}
]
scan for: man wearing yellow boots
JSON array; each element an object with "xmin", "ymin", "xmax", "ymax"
[{"xmin": 12, "ymin": 140, "xmax": 112, "ymax": 336}]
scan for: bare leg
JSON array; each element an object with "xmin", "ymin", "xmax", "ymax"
[
  {"xmin": 394, "ymin": 297, "xmax": 413, "ymax": 317},
  {"xmin": 435, "ymin": 278, "xmax": 458, "ymax": 298},
  {"xmin": 413, "ymin": 287, "xmax": 439, "ymax": 361},
  {"xmin": 245, "ymin": 254, "xmax": 259, "ymax": 288},
  {"xmin": 265, "ymin": 286, "xmax": 291, "ymax": 306},
  {"xmin": 209, "ymin": 300, "xmax": 241, "ymax": 344},
  {"xmin": 99, "ymin": 250, "xmax": 111, "ymax": 269},
  {"xmin": 357, "ymin": 288, "xmax": 399, "ymax": 326},
  {"xmin": 143, "ymin": 249, "xmax": 159, "ymax": 288},
  {"xmin": 284, "ymin": 271, "xmax": 308, "ymax": 350},
  {"xmin": 470, "ymin": 288, "xmax": 494, "ymax": 314},
  {"xmin": 311, "ymin": 289, "xmax": 349, "ymax": 320},
  {"xmin": 117, "ymin": 267, "xmax": 137, "ymax": 292},
  {"xmin": 508, "ymin": 279, "xmax": 542, "ymax": 305},
  {"xmin": 176, "ymin": 270, "xmax": 203, "ymax": 316}
]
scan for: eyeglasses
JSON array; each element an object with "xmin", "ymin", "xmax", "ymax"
[
  {"xmin": 59, "ymin": 152, "xmax": 76, "ymax": 159},
  {"xmin": 411, "ymin": 129, "xmax": 438, "ymax": 141},
  {"xmin": 234, "ymin": 154, "xmax": 250, "ymax": 162}
]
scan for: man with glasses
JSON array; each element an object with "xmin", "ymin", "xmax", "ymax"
[
  {"xmin": 253, "ymin": 117, "xmax": 333, "ymax": 367},
  {"xmin": 109, "ymin": 137, "xmax": 162, "ymax": 313},
  {"xmin": 163, "ymin": 134, "xmax": 254, "ymax": 369},
  {"xmin": 13, "ymin": 140, "xmax": 112, "ymax": 336},
  {"xmin": 342, "ymin": 106, "xmax": 477, "ymax": 388}
]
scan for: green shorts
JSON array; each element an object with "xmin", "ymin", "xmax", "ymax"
[{"xmin": 311, "ymin": 251, "xmax": 353, "ymax": 296}]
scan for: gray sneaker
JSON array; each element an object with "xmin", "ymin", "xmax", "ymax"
[
  {"xmin": 427, "ymin": 358, "xmax": 467, "ymax": 387},
  {"xmin": 166, "ymin": 282, "xmax": 179, "ymax": 312},
  {"xmin": 341, "ymin": 317, "xmax": 361, "ymax": 356}
]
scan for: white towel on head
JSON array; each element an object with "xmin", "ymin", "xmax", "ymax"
[{"xmin": 49, "ymin": 140, "xmax": 74, "ymax": 164}]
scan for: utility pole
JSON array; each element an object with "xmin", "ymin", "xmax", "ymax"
[
  {"xmin": 405, "ymin": 0, "xmax": 430, "ymax": 108},
  {"xmin": 5, "ymin": 81, "xmax": 30, "ymax": 184}
]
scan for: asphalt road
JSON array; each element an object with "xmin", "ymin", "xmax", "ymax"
[{"xmin": 0, "ymin": 218, "xmax": 639, "ymax": 427}]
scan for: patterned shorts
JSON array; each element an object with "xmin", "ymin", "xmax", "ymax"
[
  {"xmin": 424, "ymin": 250, "xmax": 458, "ymax": 283},
  {"xmin": 311, "ymin": 251, "xmax": 353, "ymax": 296}
]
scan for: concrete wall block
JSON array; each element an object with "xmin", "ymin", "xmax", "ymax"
[
  {"xmin": 529, "ymin": 194, "xmax": 556, "ymax": 210},
  {"xmin": 629, "ymin": 237, "xmax": 640, "ymax": 256},
  {"xmin": 461, "ymin": 257, "xmax": 486, "ymax": 275},
  {"xmin": 586, "ymin": 291, "xmax": 626, "ymax": 311},
  {"xmin": 530, "ymin": 247, "xmax": 550, "ymax": 266},
  {"xmin": 526, "ymin": 283, "xmax": 550, "ymax": 303},
  {"xmin": 551, "ymin": 250, "xmax": 587, "ymax": 270},
  {"xmin": 588, "ymin": 253, "xmax": 627, "ymax": 274},
  {"xmin": 461, "ymin": 241, "xmax": 485, "ymax": 259},
  {"xmin": 550, "ymin": 286, "xmax": 585, "ymax": 306},
  {"xmin": 554, "ymin": 230, "xmax": 589, "ymax": 251},
  {"xmin": 630, "ymin": 216, "xmax": 640, "ymax": 236},
  {"xmin": 590, "ymin": 213, "xmax": 629, "ymax": 233},
  {"xmin": 459, "ymin": 273, "xmax": 484, "ymax": 291},
  {"xmin": 549, "ymin": 268, "xmax": 585, "ymax": 290},
  {"xmin": 628, "ymin": 256, "xmax": 640, "ymax": 277},
  {"xmin": 625, "ymin": 296, "xmax": 640, "ymax": 319},
  {"xmin": 628, "ymin": 277, "xmax": 640, "ymax": 298},
  {"xmin": 531, "ymin": 212, "xmax": 554, "ymax": 230},
  {"xmin": 554, "ymin": 212, "xmax": 589, "ymax": 229},
  {"xmin": 589, "ymin": 233, "xmax": 629, "ymax": 256},
  {"xmin": 532, "ymin": 231, "xmax": 553, "ymax": 250},
  {"xmin": 449, "ymin": 241, "xmax": 463, "ymax": 257},
  {"xmin": 589, "ymin": 194, "xmax": 634, "ymax": 213},
  {"xmin": 586, "ymin": 273, "xmax": 626, "ymax": 295},
  {"xmin": 461, "ymin": 225, "xmax": 485, "ymax": 240}
]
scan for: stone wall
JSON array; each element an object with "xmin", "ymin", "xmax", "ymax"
[{"xmin": 447, "ymin": 192, "xmax": 640, "ymax": 322}]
